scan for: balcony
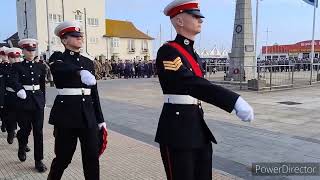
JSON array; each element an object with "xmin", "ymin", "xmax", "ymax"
[
  {"xmin": 128, "ymin": 48, "xmax": 136, "ymax": 53},
  {"xmin": 141, "ymin": 49, "xmax": 149, "ymax": 54}
]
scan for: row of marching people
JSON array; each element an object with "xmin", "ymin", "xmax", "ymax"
[
  {"xmin": 0, "ymin": 20, "xmax": 108, "ymax": 180},
  {"xmin": 0, "ymin": 42, "xmax": 47, "ymax": 172}
]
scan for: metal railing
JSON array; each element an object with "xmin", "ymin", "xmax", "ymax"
[{"xmin": 205, "ymin": 63, "xmax": 320, "ymax": 90}]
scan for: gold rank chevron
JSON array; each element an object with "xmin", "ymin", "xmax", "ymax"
[{"xmin": 163, "ymin": 57, "xmax": 183, "ymax": 71}]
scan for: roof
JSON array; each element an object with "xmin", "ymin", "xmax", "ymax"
[
  {"xmin": 105, "ymin": 19, "xmax": 154, "ymax": 40},
  {"xmin": 0, "ymin": 43, "xmax": 9, "ymax": 47},
  {"xmin": 3, "ymin": 32, "xmax": 20, "ymax": 47},
  {"xmin": 4, "ymin": 32, "xmax": 19, "ymax": 42}
]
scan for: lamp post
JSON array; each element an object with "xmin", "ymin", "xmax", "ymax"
[
  {"xmin": 73, "ymin": 9, "xmax": 88, "ymax": 53},
  {"xmin": 254, "ymin": 0, "xmax": 260, "ymax": 79}
]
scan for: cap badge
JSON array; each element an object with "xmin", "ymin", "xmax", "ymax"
[{"xmin": 70, "ymin": 51, "xmax": 74, "ymax": 55}]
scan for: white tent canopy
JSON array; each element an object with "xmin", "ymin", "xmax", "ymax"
[{"xmin": 197, "ymin": 47, "xmax": 230, "ymax": 59}]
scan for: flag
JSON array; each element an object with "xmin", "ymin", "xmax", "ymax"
[{"xmin": 303, "ymin": 0, "xmax": 318, "ymax": 7}]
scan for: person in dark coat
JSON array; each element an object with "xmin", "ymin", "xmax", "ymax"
[
  {"xmin": 47, "ymin": 21, "xmax": 107, "ymax": 180},
  {"xmin": 10, "ymin": 39, "xmax": 47, "ymax": 172},
  {"xmin": 2, "ymin": 48, "xmax": 21, "ymax": 146},
  {"xmin": 156, "ymin": 1, "xmax": 254, "ymax": 180}
]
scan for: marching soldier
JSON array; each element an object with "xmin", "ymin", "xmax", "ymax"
[
  {"xmin": 9, "ymin": 39, "xmax": 47, "ymax": 172},
  {"xmin": 47, "ymin": 21, "xmax": 107, "ymax": 180},
  {"xmin": 155, "ymin": 1, "xmax": 254, "ymax": 179},
  {"xmin": 2, "ymin": 48, "xmax": 21, "ymax": 145},
  {"xmin": 0, "ymin": 47, "xmax": 7, "ymax": 132}
]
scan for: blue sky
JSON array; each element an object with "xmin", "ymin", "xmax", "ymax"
[{"xmin": 1, "ymin": 0, "xmax": 320, "ymax": 53}]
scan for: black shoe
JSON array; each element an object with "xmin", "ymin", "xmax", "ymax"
[
  {"xmin": 25, "ymin": 146, "xmax": 31, "ymax": 152},
  {"xmin": 35, "ymin": 160, "xmax": 47, "ymax": 173},
  {"xmin": 1, "ymin": 125, "xmax": 6, "ymax": 132},
  {"xmin": 18, "ymin": 147, "xmax": 26, "ymax": 162},
  {"xmin": 7, "ymin": 132, "xmax": 14, "ymax": 144}
]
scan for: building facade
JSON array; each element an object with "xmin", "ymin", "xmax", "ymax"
[
  {"xmin": 16, "ymin": 0, "xmax": 106, "ymax": 59},
  {"xmin": 105, "ymin": 19, "xmax": 154, "ymax": 61},
  {"xmin": 261, "ymin": 40, "xmax": 320, "ymax": 60}
]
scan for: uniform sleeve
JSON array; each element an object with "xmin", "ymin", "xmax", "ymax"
[
  {"xmin": 89, "ymin": 61, "xmax": 105, "ymax": 124},
  {"xmin": 0, "ymin": 71, "xmax": 5, "ymax": 107},
  {"xmin": 156, "ymin": 45, "xmax": 240, "ymax": 113},
  {"xmin": 49, "ymin": 51, "xmax": 81, "ymax": 76},
  {"xmin": 9, "ymin": 64, "xmax": 24, "ymax": 92},
  {"xmin": 40, "ymin": 64, "xmax": 46, "ymax": 103}
]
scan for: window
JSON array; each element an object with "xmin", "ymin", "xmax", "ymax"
[
  {"xmin": 58, "ymin": 15, "xmax": 62, "ymax": 22},
  {"xmin": 142, "ymin": 40, "xmax": 148, "ymax": 51},
  {"xmin": 88, "ymin": 18, "xmax": 99, "ymax": 26},
  {"xmin": 53, "ymin": 14, "xmax": 57, "ymax": 22},
  {"xmin": 128, "ymin": 39, "xmax": 135, "ymax": 52},
  {"xmin": 49, "ymin": 14, "xmax": 62, "ymax": 23},
  {"xmin": 111, "ymin": 38, "xmax": 119, "ymax": 48},
  {"xmin": 89, "ymin": 37, "xmax": 99, "ymax": 44},
  {"xmin": 49, "ymin": 14, "xmax": 53, "ymax": 22}
]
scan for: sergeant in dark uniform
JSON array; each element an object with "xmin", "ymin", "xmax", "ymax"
[
  {"xmin": 156, "ymin": 1, "xmax": 254, "ymax": 180},
  {"xmin": 9, "ymin": 39, "xmax": 47, "ymax": 172},
  {"xmin": 47, "ymin": 21, "xmax": 107, "ymax": 180},
  {"xmin": 2, "ymin": 48, "xmax": 21, "ymax": 145}
]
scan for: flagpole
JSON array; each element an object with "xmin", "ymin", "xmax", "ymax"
[
  {"xmin": 310, "ymin": 0, "xmax": 317, "ymax": 85},
  {"xmin": 254, "ymin": 0, "xmax": 260, "ymax": 79}
]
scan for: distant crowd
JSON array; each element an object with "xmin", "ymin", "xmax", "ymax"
[{"xmin": 93, "ymin": 59, "xmax": 157, "ymax": 80}]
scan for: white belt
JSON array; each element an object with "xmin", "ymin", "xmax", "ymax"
[
  {"xmin": 23, "ymin": 85, "xmax": 40, "ymax": 91},
  {"xmin": 57, "ymin": 88, "xmax": 91, "ymax": 96},
  {"xmin": 164, "ymin": 94, "xmax": 201, "ymax": 105},
  {"xmin": 5, "ymin": 87, "xmax": 15, "ymax": 92}
]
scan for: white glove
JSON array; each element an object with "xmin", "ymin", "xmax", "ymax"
[
  {"xmin": 234, "ymin": 96, "xmax": 254, "ymax": 122},
  {"xmin": 98, "ymin": 122, "xmax": 107, "ymax": 130},
  {"xmin": 80, "ymin": 70, "xmax": 96, "ymax": 86},
  {"xmin": 17, "ymin": 89, "xmax": 27, "ymax": 99}
]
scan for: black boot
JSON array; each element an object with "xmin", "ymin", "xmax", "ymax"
[
  {"xmin": 7, "ymin": 131, "xmax": 15, "ymax": 144},
  {"xmin": 18, "ymin": 146, "xmax": 26, "ymax": 162},
  {"xmin": 1, "ymin": 124, "xmax": 6, "ymax": 132},
  {"xmin": 25, "ymin": 145, "xmax": 31, "ymax": 152},
  {"xmin": 35, "ymin": 160, "xmax": 47, "ymax": 173}
]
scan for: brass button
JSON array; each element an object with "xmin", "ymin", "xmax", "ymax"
[
  {"xmin": 82, "ymin": 98, "xmax": 85, "ymax": 102},
  {"xmin": 176, "ymin": 112, "xmax": 180, "ymax": 115}
]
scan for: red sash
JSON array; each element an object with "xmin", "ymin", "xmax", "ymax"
[{"xmin": 167, "ymin": 42, "xmax": 203, "ymax": 77}]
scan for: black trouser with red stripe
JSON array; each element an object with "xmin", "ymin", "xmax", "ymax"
[
  {"xmin": 47, "ymin": 127, "xmax": 100, "ymax": 180},
  {"xmin": 2, "ymin": 107, "xmax": 17, "ymax": 133},
  {"xmin": 160, "ymin": 143, "xmax": 212, "ymax": 180},
  {"xmin": 17, "ymin": 109, "xmax": 44, "ymax": 161}
]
